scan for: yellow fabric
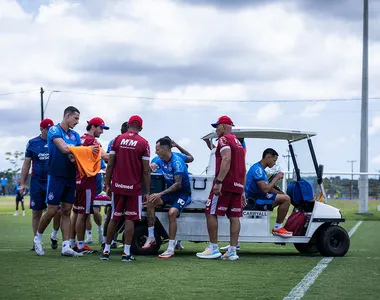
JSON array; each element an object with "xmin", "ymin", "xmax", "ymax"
[{"xmin": 68, "ymin": 145, "xmax": 101, "ymax": 177}]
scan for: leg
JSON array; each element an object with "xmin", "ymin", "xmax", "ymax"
[
  {"xmin": 60, "ymin": 202, "xmax": 73, "ymax": 241},
  {"xmin": 32, "ymin": 210, "xmax": 43, "ymax": 236},
  {"xmin": 272, "ymin": 194, "xmax": 292, "ymax": 237},
  {"xmin": 92, "ymin": 207, "xmax": 103, "ymax": 244},
  {"xmin": 21, "ymin": 201, "xmax": 25, "ymax": 211},
  {"xmin": 229, "ymin": 217, "xmax": 240, "ymax": 247},
  {"xmin": 53, "ymin": 210, "xmax": 61, "ymax": 231},
  {"xmin": 37, "ymin": 205, "xmax": 59, "ymax": 234},
  {"xmin": 76, "ymin": 213, "xmax": 89, "ymax": 250},
  {"xmin": 69, "ymin": 213, "xmax": 78, "ymax": 245},
  {"xmin": 206, "ymin": 214, "xmax": 218, "ymax": 243},
  {"xmin": 143, "ymin": 199, "xmax": 163, "ymax": 249}
]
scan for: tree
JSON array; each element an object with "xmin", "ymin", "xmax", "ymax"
[{"xmin": 4, "ymin": 151, "xmax": 25, "ymax": 183}]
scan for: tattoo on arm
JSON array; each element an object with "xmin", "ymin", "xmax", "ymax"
[{"xmin": 161, "ymin": 175, "xmax": 182, "ymax": 196}]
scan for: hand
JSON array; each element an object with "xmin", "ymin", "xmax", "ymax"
[
  {"xmin": 149, "ymin": 193, "xmax": 162, "ymax": 203},
  {"xmin": 241, "ymin": 194, "xmax": 247, "ymax": 207},
  {"xmin": 143, "ymin": 194, "xmax": 149, "ymax": 205},
  {"xmin": 150, "ymin": 163, "xmax": 159, "ymax": 172},
  {"xmin": 213, "ymin": 183, "xmax": 222, "ymax": 196},
  {"xmin": 68, "ymin": 154, "xmax": 76, "ymax": 163},
  {"xmin": 20, "ymin": 184, "xmax": 26, "ymax": 196},
  {"xmin": 105, "ymin": 184, "xmax": 112, "ymax": 198},
  {"xmin": 91, "ymin": 145, "xmax": 99, "ymax": 154},
  {"xmin": 171, "ymin": 140, "xmax": 178, "ymax": 148},
  {"xmin": 275, "ymin": 172, "xmax": 284, "ymax": 180}
]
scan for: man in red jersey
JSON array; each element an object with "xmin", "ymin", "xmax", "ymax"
[
  {"xmin": 196, "ymin": 116, "xmax": 246, "ymax": 261},
  {"xmin": 69, "ymin": 117, "xmax": 109, "ymax": 254},
  {"xmin": 101, "ymin": 115, "xmax": 151, "ymax": 262}
]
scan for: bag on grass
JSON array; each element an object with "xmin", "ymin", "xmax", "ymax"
[{"xmin": 284, "ymin": 211, "xmax": 307, "ymax": 236}]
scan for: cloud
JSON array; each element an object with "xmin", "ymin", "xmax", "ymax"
[
  {"xmin": 369, "ymin": 115, "xmax": 380, "ymax": 135},
  {"xmin": 300, "ymin": 103, "xmax": 327, "ymax": 118},
  {"xmin": 253, "ymin": 103, "xmax": 283, "ymax": 125}
]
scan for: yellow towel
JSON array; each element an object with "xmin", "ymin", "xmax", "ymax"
[{"xmin": 68, "ymin": 145, "xmax": 101, "ymax": 177}]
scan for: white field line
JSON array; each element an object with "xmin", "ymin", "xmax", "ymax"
[{"xmin": 283, "ymin": 221, "xmax": 363, "ymax": 300}]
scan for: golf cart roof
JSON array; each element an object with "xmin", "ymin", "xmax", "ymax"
[{"xmin": 201, "ymin": 127, "xmax": 317, "ymax": 142}]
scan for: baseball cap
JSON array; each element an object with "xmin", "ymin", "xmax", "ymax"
[
  {"xmin": 211, "ymin": 115, "xmax": 234, "ymax": 128},
  {"xmin": 40, "ymin": 118, "xmax": 54, "ymax": 129},
  {"xmin": 87, "ymin": 117, "xmax": 110, "ymax": 130},
  {"xmin": 128, "ymin": 115, "xmax": 143, "ymax": 128}
]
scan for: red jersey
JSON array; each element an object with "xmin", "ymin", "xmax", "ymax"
[
  {"xmin": 215, "ymin": 133, "xmax": 245, "ymax": 194},
  {"xmin": 110, "ymin": 131, "xmax": 150, "ymax": 195},
  {"xmin": 76, "ymin": 133, "xmax": 101, "ymax": 190}
]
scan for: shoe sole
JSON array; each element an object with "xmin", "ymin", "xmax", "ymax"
[
  {"xmin": 196, "ymin": 253, "xmax": 222, "ymax": 259},
  {"xmin": 142, "ymin": 243, "xmax": 156, "ymax": 250},
  {"xmin": 100, "ymin": 257, "xmax": 109, "ymax": 261},
  {"xmin": 61, "ymin": 253, "xmax": 83, "ymax": 257},
  {"xmin": 272, "ymin": 232, "xmax": 293, "ymax": 238},
  {"xmin": 158, "ymin": 254, "xmax": 174, "ymax": 259}
]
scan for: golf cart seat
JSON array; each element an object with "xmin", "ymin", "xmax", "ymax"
[{"xmin": 244, "ymin": 196, "xmax": 274, "ymax": 212}]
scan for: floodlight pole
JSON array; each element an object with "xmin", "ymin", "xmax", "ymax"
[{"xmin": 40, "ymin": 87, "xmax": 44, "ymax": 121}]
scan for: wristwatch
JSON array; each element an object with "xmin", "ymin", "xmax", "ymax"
[{"xmin": 215, "ymin": 180, "xmax": 223, "ymax": 185}]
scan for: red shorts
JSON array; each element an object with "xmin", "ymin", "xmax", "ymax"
[
  {"xmin": 111, "ymin": 193, "xmax": 142, "ymax": 221},
  {"xmin": 205, "ymin": 190, "xmax": 243, "ymax": 218},
  {"xmin": 73, "ymin": 188, "xmax": 95, "ymax": 214}
]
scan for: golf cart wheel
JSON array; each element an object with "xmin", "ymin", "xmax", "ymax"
[
  {"xmin": 131, "ymin": 224, "xmax": 162, "ymax": 255},
  {"xmin": 294, "ymin": 242, "xmax": 318, "ymax": 254},
  {"xmin": 316, "ymin": 225, "xmax": 350, "ymax": 257}
]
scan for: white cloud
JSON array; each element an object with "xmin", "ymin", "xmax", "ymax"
[
  {"xmin": 253, "ymin": 103, "xmax": 283, "ymax": 125},
  {"xmin": 300, "ymin": 103, "xmax": 327, "ymax": 118},
  {"xmin": 369, "ymin": 116, "xmax": 380, "ymax": 135}
]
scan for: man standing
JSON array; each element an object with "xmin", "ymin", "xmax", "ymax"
[
  {"xmin": 13, "ymin": 180, "xmax": 25, "ymax": 216},
  {"xmin": 33, "ymin": 106, "xmax": 87, "ymax": 257},
  {"xmin": 143, "ymin": 137, "xmax": 192, "ymax": 259},
  {"xmin": 1, "ymin": 175, "xmax": 8, "ymax": 196},
  {"xmin": 20, "ymin": 118, "xmax": 61, "ymax": 250},
  {"xmin": 101, "ymin": 115, "xmax": 150, "ymax": 262},
  {"xmin": 196, "ymin": 116, "xmax": 246, "ymax": 261},
  {"xmin": 70, "ymin": 117, "xmax": 109, "ymax": 254}
]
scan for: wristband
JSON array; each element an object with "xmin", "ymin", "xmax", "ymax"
[{"xmin": 215, "ymin": 180, "xmax": 223, "ymax": 185}]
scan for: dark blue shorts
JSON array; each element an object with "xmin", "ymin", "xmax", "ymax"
[
  {"xmin": 256, "ymin": 193, "xmax": 277, "ymax": 211},
  {"xmin": 30, "ymin": 177, "xmax": 47, "ymax": 211},
  {"xmin": 162, "ymin": 192, "xmax": 191, "ymax": 214},
  {"xmin": 45, "ymin": 175, "xmax": 76, "ymax": 206}
]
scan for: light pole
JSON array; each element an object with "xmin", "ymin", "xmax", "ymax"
[
  {"xmin": 282, "ymin": 149, "xmax": 291, "ymax": 179},
  {"xmin": 44, "ymin": 90, "xmax": 60, "ymax": 117},
  {"xmin": 348, "ymin": 160, "xmax": 357, "ymax": 199}
]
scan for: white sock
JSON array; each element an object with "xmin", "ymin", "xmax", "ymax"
[
  {"xmin": 51, "ymin": 229, "xmax": 58, "ymax": 239},
  {"xmin": 36, "ymin": 232, "xmax": 43, "ymax": 241},
  {"xmin": 148, "ymin": 226, "xmax": 155, "ymax": 239},
  {"xmin": 62, "ymin": 240, "xmax": 70, "ymax": 249},
  {"xmin": 97, "ymin": 225, "xmax": 102, "ymax": 233},
  {"xmin": 124, "ymin": 244, "xmax": 131, "ymax": 255},
  {"xmin": 210, "ymin": 243, "xmax": 218, "ymax": 251},
  {"xmin": 104, "ymin": 244, "xmax": 111, "ymax": 253},
  {"xmin": 69, "ymin": 239, "xmax": 76, "ymax": 247},
  {"xmin": 168, "ymin": 240, "xmax": 175, "ymax": 251},
  {"xmin": 78, "ymin": 241, "xmax": 85, "ymax": 249},
  {"xmin": 86, "ymin": 230, "xmax": 92, "ymax": 238},
  {"xmin": 228, "ymin": 246, "xmax": 237, "ymax": 253},
  {"xmin": 274, "ymin": 223, "xmax": 283, "ymax": 229},
  {"xmin": 103, "ymin": 236, "xmax": 106, "ymax": 243}
]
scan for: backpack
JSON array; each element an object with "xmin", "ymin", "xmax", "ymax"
[
  {"xmin": 284, "ymin": 211, "xmax": 307, "ymax": 236},
  {"xmin": 287, "ymin": 179, "xmax": 314, "ymax": 207}
]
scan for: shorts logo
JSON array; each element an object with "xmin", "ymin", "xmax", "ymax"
[
  {"xmin": 31, "ymin": 201, "xmax": 35, "ymax": 207},
  {"xmin": 125, "ymin": 211, "xmax": 137, "ymax": 216},
  {"xmin": 177, "ymin": 199, "xmax": 185, "ymax": 206},
  {"xmin": 115, "ymin": 183, "xmax": 133, "ymax": 189},
  {"xmin": 234, "ymin": 182, "xmax": 244, "ymax": 188},
  {"xmin": 206, "ymin": 199, "xmax": 211, "ymax": 207},
  {"xmin": 218, "ymin": 206, "xmax": 227, "ymax": 211},
  {"xmin": 113, "ymin": 211, "xmax": 124, "ymax": 216},
  {"xmin": 231, "ymin": 208, "xmax": 241, "ymax": 212},
  {"xmin": 48, "ymin": 192, "xmax": 54, "ymax": 201}
]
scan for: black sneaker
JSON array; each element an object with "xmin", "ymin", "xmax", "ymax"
[
  {"xmin": 100, "ymin": 251, "xmax": 110, "ymax": 260},
  {"xmin": 50, "ymin": 237, "xmax": 58, "ymax": 250},
  {"xmin": 77, "ymin": 245, "xmax": 98, "ymax": 254},
  {"xmin": 30, "ymin": 244, "xmax": 35, "ymax": 251},
  {"xmin": 121, "ymin": 253, "xmax": 136, "ymax": 262},
  {"xmin": 111, "ymin": 242, "xmax": 117, "ymax": 249}
]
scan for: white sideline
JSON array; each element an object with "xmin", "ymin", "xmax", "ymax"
[{"xmin": 283, "ymin": 221, "xmax": 363, "ymax": 300}]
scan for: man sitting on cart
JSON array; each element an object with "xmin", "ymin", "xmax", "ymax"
[{"xmin": 246, "ymin": 148, "xmax": 292, "ymax": 238}]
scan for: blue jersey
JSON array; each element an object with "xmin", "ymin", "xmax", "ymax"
[
  {"xmin": 152, "ymin": 152, "xmax": 187, "ymax": 174},
  {"xmin": 156, "ymin": 153, "xmax": 191, "ymax": 194},
  {"xmin": 25, "ymin": 136, "xmax": 49, "ymax": 180},
  {"xmin": 107, "ymin": 139, "xmax": 114, "ymax": 153},
  {"xmin": 246, "ymin": 162, "xmax": 268, "ymax": 198},
  {"xmin": 47, "ymin": 124, "xmax": 81, "ymax": 179},
  {"xmin": 1, "ymin": 177, "xmax": 7, "ymax": 187}
]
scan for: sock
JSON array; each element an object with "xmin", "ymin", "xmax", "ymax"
[
  {"xmin": 86, "ymin": 230, "xmax": 92, "ymax": 238},
  {"xmin": 124, "ymin": 244, "xmax": 131, "ymax": 255},
  {"xmin": 228, "ymin": 246, "xmax": 237, "ymax": 253},
  {"xmin": 104, "ymin": 244, "xmax": 111, "ymax": 253},
  {"xmin": 78, "ymin": 241, "xmax": 85, "ymax": 249},
  {"xmin": 36, "ymin": 232, "xmax": 43, "ymax": 241},
  {"xmin": 51, "ymin": 229, "xmax": 58, "ymax": 239},
  {"xmin": 97, "ymin": 225, "xmax": 102, "ymax": 233},
  {"xmin": 168, "ymin": 240, "xmax": 175, "ymax": 251},
  {"xmin": 62, "ymin": 240, "xmax": 70, "ymax": 249},
  {"xmin": 210, "ymin": 243, "xmax": 218, "ymax": 251},
  {"xmin": 148, "ymin": 226, "xmax": 155, "ymax": 239},
  {"xmin": 102, "ymin": 236, "xmax": 106, "ymax": 243},
  {"xmin": 274, "ymin": 223, "xmax": 283, "ymax": 230},
  {"xmin": 69, "ymin": 239, "xmax": 76, "ymax": 247}
]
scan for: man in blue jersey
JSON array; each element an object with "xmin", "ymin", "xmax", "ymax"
[
  {"xmin": 33, "ymin": 106, "xmax": 96, "ymax": 257},
  {"xmin": 107, "ymin": 121, "xmax": 128, "ymax": 153},
  {"xmin": 1, "ymin": 175, "xmax": 8, "ymax": 196},
  {"xmin": 13, "ymin": 180, "xmax": 25, "ymax": 216},
  {"xmin": 246, "ymin": 148, "xmax": 292, "ymax": 237},
  {"xmin": 143, "ymin": 137, "xmax": 191, "ymax": 259},
  {"xmin": 20, "ymin": 118, "xmax": 61, "ymax": 250}
]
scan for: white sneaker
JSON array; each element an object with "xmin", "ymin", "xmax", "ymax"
[
  {"xmin": 61, "ymin": 247, "xmax": 83, "ymax": 257},
  {"xmin": 13, "ymin": 212, "xmax": 19, "ymax": 216},
  {"xmin": 220, "ymin": 244, "xmax": 241, "ymax": 251},
  {"xmin": 84, "ymin": 237, "xmax": 94, "ymax": 245},
  {"xmin": 22, "ymin": 211, "xmax": 25, "ymax": 216},
  {"xmin": 196, "ymin": 247, "xmax": 222, "ymax": 259},
  {"xmin": 222, "ymin": 251, "xmax": 239, "ymax": 261},
  {"xmin": 33, "ymin": 236, "xmax": 45, "ymax": 256}
]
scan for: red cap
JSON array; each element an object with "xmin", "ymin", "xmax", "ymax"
[
  {"xmin": 211, "ymin": 115, "xmax": 234, "ymax": 128},
  {"xmin": 128, "ymin": 115, "xmax": 143, "ymax": 128},
  {"xmin": 87, "ymin": 117, "xmax": 109, "ymax": 130},
  {"xmin": 40, "ymin": 118, "xmax": 54, "ymax": 129}
]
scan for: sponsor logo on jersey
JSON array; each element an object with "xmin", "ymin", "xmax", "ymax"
[
  {"xmin": 115, "ymin": 183, "xmax": 133, "ymax": 189},
  {"xmin": 37, "ymin": 153, "xmax": 49, "ymax": 160},
  {"xmin": 120, "ymin": 139, "xmax": 138, "ymax": 147},
  {"xmin": 234, "ymin": 182, "xmax": 244, "ymax": 188}
]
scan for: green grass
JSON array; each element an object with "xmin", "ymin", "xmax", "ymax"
[{"xmin": 0, "ymin": 197, "xmax": 379, "ymax": 299}]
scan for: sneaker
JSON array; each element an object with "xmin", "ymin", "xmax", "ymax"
[
  {"xmin": 158, "ymin": 249, "xmax": 175, "ymax": 259},
  {"xmin": 71, "ymin": 244, "xmax": 78, "ymax": 251},
  {"xmin": 272, "ymin": 227, "xmax": 293, "ymax": 238},
  {"xmin": 111, "ymin": 241, "xmax": 117, "ymax": 249},
  {"xmin": 222, "ymin": 251, "xmax": 239, "ymax": 261},
  {"xmin": 84, "ymin": 237, "xmax": 94, "ymax": 245},
  {"xmin": 22, "ymin": 211, "xmax": 25, "ymax": 216},
  {"xmin": 61, "ymin": 247, "xmax": 83, "ymax": 257},
  {"xmin": 196, "ymin": 247, "xmax": 222, "ymax": 259},
  {"xmin": 30, "ymin": 244, "xmax": 35, "ymax": 251},
  {"xmin": 100, "ymin": 251, "xmax": 110, "ymax": 260},
  {"xmin": 77, "ymin": 245, "xmax": 98, "ymax": 254},
  {"xmin": 121, "ymin": 253, "xmax": 136, "ymax": 262},
  {"xmin": 50, "ymin": 237, "xmax": 58, "ymax": 250},
  {"xmin": 220, "ymin": 244, "xmax": 241, "ymax": 251},
  {"xmin": 142, "ymin": 237, "xmax": 156, "ymax": 249},
  {"xmin": 175, "ymin": 241, "xmax": 184, "ymax": 250},
  {"xmin": 33, "ymin": 237, "xmax": 45, "ymax": 256},
  {"xmin": 13, "ymin": 212, "xmax": 18, "ymax": 216}
]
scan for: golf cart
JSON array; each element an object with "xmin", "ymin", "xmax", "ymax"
[{"xmin": 95, "ymin": 128, "xmax": 350, "ymax": 257}]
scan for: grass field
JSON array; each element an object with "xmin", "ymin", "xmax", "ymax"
[{"xmin": 0, "ymin": 196, "xmax": 379, "ymax": 300}]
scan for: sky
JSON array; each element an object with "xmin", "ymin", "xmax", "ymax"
[{"xmin": 1, "ymin": 0, "xmax": 380, "ymax": 176}]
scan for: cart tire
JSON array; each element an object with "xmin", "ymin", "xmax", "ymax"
[
  {"xmin": 131, "ymin": 224, "xmax": 162, "ymax": 255},
  {"xmin": 316, "ymin": 225, "xmax": 350, "ymax": 257},
  {"xmin": 294, "ymin": 242, "xmax": 318, "ymax": 254}
]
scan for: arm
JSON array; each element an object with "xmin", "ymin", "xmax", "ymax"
[
  {"xmin": 142, "ymin": 160, "xmax": 151, "ymax": 202},
  {"xmin": 100, "ymin": 148, "xmax": 109, "ymax": 163},
  {"xmin": 105, "ymin": 153, "xmax": 115, "ymax": 196},
  {"xmin": 53, "ymin": 138, "xmax": 71, "ymax": 154},
  {"xmin": 172, "ymin": 141, "xmax": 194, "ymax": 163},
  {"xmin": 19, "ymin": 158, "xmax": 31, "ymax": 195},
  {"xmin": 161, "ymin": 174, "xmax": 182, "ymax": 196},
  {"xmin": 203, "ymin": 138, "xmax": 215, "ymax": 150},
  {"xmin": 216, "ymin": 148, "xmax": 231, "ymax": 182},
  {"xmin": 256, "ymin": 172, "xmax": 284, "ymax": 194}
]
